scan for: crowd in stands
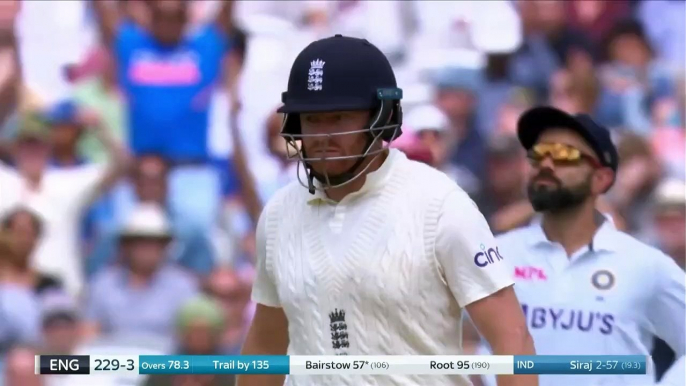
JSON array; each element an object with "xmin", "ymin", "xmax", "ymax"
[{"xmin": 0, "ymin": 1, "xmax": 683, "ymax": 385}]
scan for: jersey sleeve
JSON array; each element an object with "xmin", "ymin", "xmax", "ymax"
[
  {"xmin": 435, "ymin": 190, "xmax": 514, "ymax": 307},
  {"xmin": 658, "ymin": 355, "xmax": 685, "ymax": 386},
  {"xmin": 647, "ymin": 254, "xmax": 686, "ymax": 357},
  {"xmin": 251, "ymin": 207, "xmax": 281, "ymax": 307}
]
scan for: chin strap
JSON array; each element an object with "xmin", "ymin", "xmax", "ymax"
[{"xmin": 305, "ymin": 134, "xmax": 374, "ymax": 194}]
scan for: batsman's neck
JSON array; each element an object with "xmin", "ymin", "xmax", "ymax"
[
  {"xmin": 541, "ymin": 200, "xmax": 602, "ymax": 257},
  {"xmin": 325, "ymin": 150, "xmax": 389, "ymax": 202}
]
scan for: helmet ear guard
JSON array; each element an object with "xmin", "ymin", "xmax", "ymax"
[{"xmin": 371, "ymin": 98, "xmax": 403, "ymax": 142}]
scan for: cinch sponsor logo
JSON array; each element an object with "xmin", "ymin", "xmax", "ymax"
[
  {"xmin": 474, "ymin": 244, "xmax": 504, "ymax": 268},
  {"xmin": 521, "ymin": 304, "xmax": 615, "ymax": 335},
  {"xmin": 514, "ymin": 266, "xmax": 548, "ymax": 281}
]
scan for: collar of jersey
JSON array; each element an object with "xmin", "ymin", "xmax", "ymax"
[
  {"xmin": 526, "ymin": 212, "xmax": 618, "ymax": 253},
  {"xmin": 307, "ymin": 149, "xmax": 403, "ymax": 205}
]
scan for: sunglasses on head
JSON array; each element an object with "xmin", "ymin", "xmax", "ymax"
[{"xmin": 527, "ymin": 143, "xmax": 602, "ymax": 168}]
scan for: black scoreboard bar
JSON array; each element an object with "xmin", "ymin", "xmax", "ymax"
[{"xmin": 38, "ymin": 355, "xmax": 90, "ymax": 375}]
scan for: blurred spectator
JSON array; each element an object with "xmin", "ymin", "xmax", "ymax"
[
  {"xmin": 72, "ymin": 48, "xmax": 126, "ymax": 164},
  {"xmin": 535, "ymin": 0, "xmax": 596, "ymax": 65},
  {"xmin": 0, "ymin": 231, "xmax": 41, "ymax": 355},
  {"xmin": 648, "ymin": 180, "xmax": 685, "ymax": 381},
  {"xmin": 0, "ymin": 207, "xmax": 61, "ymax": 294},
  {"xmin": 204, "ymin": 268, "xmax": 252, "ymax": 356},
  {"xmin": 608, "ymin": 132, "xmax": 663, "ymax": 240},
  {"xmin": 650, "ymin": 179, "xmax": 686, "ymax": 268},
  {"xmin": 402, "ymin": 104, "xmax": 468, "ymax": 179},
  {"xmin": 548, "ymin": 68, "xmax": 600, "ymax": 115},
  {"xmin": 16, "ymin": 0, "xmax": 92, "ymax": 103},
  {"xmin": 328, "ymin": 1, "xmax": 404, "ymax": 62},
  {"xmin": 87, "ymin": 155, "xmax": 215, "ymax": 277},
  {"xmin": 0, "ymin": 107, "xmax": 128, "ymax": 296},
  {"xmin": 477, "ymin": 54, "xmax": 520, "ymax": 134},
  {"xmin": 85, "ymin": 203, "xmax": 198, "ymax": 338},
  {"xmin": 39, "ymin": 290, "xmax": 80, "ymax": 355},
  {"xmin": 652, "ymin": 126, "xmax": 686, "ymax": 180},
  {"xmin": 509, "ymin": 1, "xmax": 560, "ymax": 100},
  {"xmin": 494, "ymin": 88, "xmax": 535, "ymax": 135},
  {"xmin": 390, "ymin": 132, "xmax": 434, "ymax": 165},
  {"xmin": 637, "ymin": 0, "xmax": 686, "ymax": 68},
  {"xmin": 234, "ymin": 1, "xmax": 329, "ymax": 34},
  {"xmin": 92, "ymin": 0, "xmax": 235, "ymax": 242},
  {"xmin": 475, "ymin": 135, "xmax": 528, "ymax": 232},
  {"xmin": 257, "ymin": 108, "xmax": 300, "ymax": 197},
  {"xmin": 598, "ymin": 19, "xmax": 676, "ymax": 135},
  {"xmin": 3, "ymin": 345, "xmax": 41, "ymax": 386},
  {"xmin": 43, "ymin": 101, "xmax": 86, "ymax": 167},
  {"xmin": 430, "ymin": 67, "xmax": 486, "ymax": 194},
  {"xmin": 565, "ymin": 0, "xmax": 631, "ymax": 44},
  {"xmin": 145, "ymin": 296, "xmax": 235, "ymax": 386}
]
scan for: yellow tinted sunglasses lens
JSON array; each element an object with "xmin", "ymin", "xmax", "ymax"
[{"xmin": 531, "ymin": 143, "xmax": 582, "ymax": 162}]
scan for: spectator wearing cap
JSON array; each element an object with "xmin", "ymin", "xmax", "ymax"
[
  {"xmin": 430, "ymin": 67, "xmax": 487, "ymax": 190},
  {"xmin": 403, "ymin": 104, "xmax": 481, "ymax": 194},
  {"xmin": 84, "ymin": 203, "xmax": 199, "ymax": 339},
  {"xmin": 86, "ymin": 155, "xmax": 215, "ymax": 278},
  {"xmin": 39, "ymin": 290, "xmax": 81, "ymax": 355},
  {"xmin": 144, "ymin": 295, "xmax": 235, "ymax": 386},
  {"xmin": 42, "ymin": 100, "xmax": 87, "ymax": 168},
  {"xmin": 0, "ymin": 107, "xmax": 129, "ymax": 296}
]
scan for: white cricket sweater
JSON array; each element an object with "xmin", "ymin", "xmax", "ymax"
[{"xmin": 252, "ymin": 149, "xmax": 514, "ymax": 386}]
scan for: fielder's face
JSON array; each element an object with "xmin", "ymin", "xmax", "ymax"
[
  {"xmin": 299, "ymin": 111, "xmax": 372, "ymax": 177},
  {"xmin": 526, "ymin": 128, "xmax": 613, "ymax": 212}
]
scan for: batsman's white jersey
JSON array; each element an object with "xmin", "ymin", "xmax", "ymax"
[
  {"xmin": 252, "ymin": 149, "xmax": 514, "ymax": 386},
  {"xmin": 479, "ymin": 217, "xmax": 686, "ymax": 386}
]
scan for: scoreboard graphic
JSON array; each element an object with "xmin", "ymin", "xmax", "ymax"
[{"xmin": 37, "ymin": 354, "xmax": 649, "ymax": 376}]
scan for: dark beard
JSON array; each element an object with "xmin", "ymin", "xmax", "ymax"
[{"xmin": 527, "ymin": 175, "xmax": 592, "ymax": 213}]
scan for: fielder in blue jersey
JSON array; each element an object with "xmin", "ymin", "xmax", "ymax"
[{"xmin": 479, "ymin": 106, "xmax": 685, "ymax": 386}]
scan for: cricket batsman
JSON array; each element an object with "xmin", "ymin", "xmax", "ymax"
[
  {"xmin": 238, "ymin": 35, "xmax": 537, "ymax": 386},
  {"xmin": 479, "ymin": 106, "xmax": 685, "ymax": 386}
]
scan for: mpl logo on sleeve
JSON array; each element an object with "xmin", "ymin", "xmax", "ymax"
[
  {"xmin": 474, "ymin": 244, "xmax": 504, "ymax": 268},
  {"xmin": 514, "ymin": 266, "xmax": 548, "ymax": 281}
]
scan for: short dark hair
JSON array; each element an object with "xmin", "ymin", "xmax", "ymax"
[
  {"xmin": 1, "ymin": 207, "xmax": 43, "ymax": 237},
  {"xmin": 601, "ymin": 18, "xmax": 653, "ymax": 62}
]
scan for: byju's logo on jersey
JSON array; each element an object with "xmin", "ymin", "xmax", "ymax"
[
  {"xmin": 308, "ymin": 59, "xmax": 325, "ymax": 91},
  {"xmin": 522, "ymin": 304, "xmax": 615, "ymax": 335},
  {"xmin": 474, "ymin": 244, "xmax": 504, "ymax": 268}
]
